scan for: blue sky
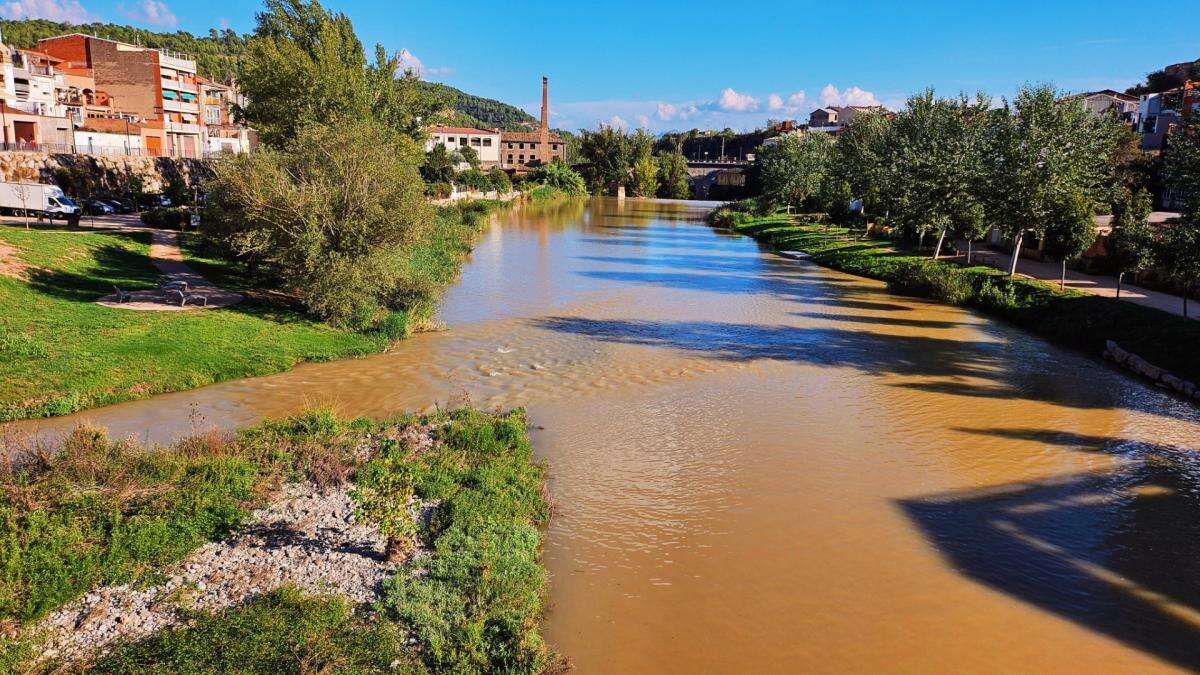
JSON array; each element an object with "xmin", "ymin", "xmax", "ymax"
[{"xmin": 4, "ymin": 0, "xmax": 1199, "ymax": 132}]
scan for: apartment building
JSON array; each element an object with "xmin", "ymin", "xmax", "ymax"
[
  {"xmin": 199, "ymin": 77, "xmax": 253, "ymax": 154},
  {"xmin": 37, "ymin": 34, "xmax": 203, "ymax": 157}
]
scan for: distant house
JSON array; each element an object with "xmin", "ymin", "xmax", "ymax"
[
  {"xmin": 808, "ymin": 107, "xmax": 839, "ymax": 127},
  {"xmin": 1064, "ymin": 90, "xmax": 1138, "ymax": 123},
  {"xmin": 498, "ymin": 130, "xmax": 566, "ymax": 170},
  {"xmin": 1134, "ymin": 82, "xmax": 1200, "ymax": 150},
  {"xmin": 426, "ymin": 126, "xmax": 502, "ymax": 168}
]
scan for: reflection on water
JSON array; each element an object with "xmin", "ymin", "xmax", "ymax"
[{"xmin": 9, "ymin": 197, "xmax": 1200, "ymax": 672}]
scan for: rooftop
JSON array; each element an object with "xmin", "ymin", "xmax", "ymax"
[{"xmin": 430, "ymin": 125, "xmax": 497, "ymax": 135}]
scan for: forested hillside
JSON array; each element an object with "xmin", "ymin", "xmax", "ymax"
[
  {"xmin": 0, "ymin": 19, "xmax": 246, "ymax": 80},
  {"xmin": 418, "ymin": 81, "xmax": 537, "ymax": 130}
]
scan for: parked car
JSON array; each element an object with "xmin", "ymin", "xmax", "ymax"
[
  {"xmin": 103, "ymin": 198, "xmax": 134, "ymax": 214},
  {"xmin": 138, "ymin": 194, "xmax": 172, "ymax": 209},
  {"xmin": 84, "ymin": 199, "xmax": 115, "ymax": 215}
]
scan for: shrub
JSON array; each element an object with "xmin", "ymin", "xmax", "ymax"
[
  {"xmin": 528, "ymin": 160, "xmax": 587, "ymax": 195},
  {"xmin": 455, "ymin": 168, "xmax": 490, "ymax": 192},
  {"xmin": 487, "ymin": 167, "xmax": 512, "ymax": 193},
  {"xmin": 201, "ymin": 117, "xmax": 431, "ymax": 326},
  {"xmin": 888, "ymin": 260, "xmax": 974, "ymax": 304},
  {"xmin": 426, "ymin": 181, "xmax": 453, "ymax": 199},
  {"xmin": 139, "ymin": 207, "xmax": 191, "ymax": 229}
]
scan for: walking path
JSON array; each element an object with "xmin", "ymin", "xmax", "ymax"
[
  {"xmin": 963, "ymin": 246, "xmax": 1195, "ymax": 320},
  {"xmin": 46, "ymin": 215, "xmax": 246, "ymax": 311}
]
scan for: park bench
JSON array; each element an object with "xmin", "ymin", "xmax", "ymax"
[{"xmin": 166, "ymin": 288, "xmax": 208, "ymax": 307}]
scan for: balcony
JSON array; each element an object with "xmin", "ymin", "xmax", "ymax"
[
  {"xmin": 161, "ymin": 78, "xmax": 198, "ymax": 94},
  {"xmin": 158, "ymin": 52, "xmax": 197, "ymax": 73},
  {"xmin": 162, "ymin": 99, "xmax": 200, "ymax": 114},
  {"xmin": 164, "ymin": 121, "xmax": 201, "ymax": 135}
]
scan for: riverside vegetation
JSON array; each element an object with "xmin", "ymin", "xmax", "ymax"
[
  {"xmin": 0, "ymin": 406, "xmax": 552, "ymax": 673},
  {"xmin": 710, "ymin": 206, "xmax": 1200, "ymax": 388}
]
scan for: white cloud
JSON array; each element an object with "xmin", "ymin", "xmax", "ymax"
[
  {"xmin": 121, "ymin": 0, "xmax": 176, "ymax": 27},
  {"xmin": 715, "ymin": 87, "xmax": 759, "ymax": 112},
  {"xmin": 0, "ymin": 0, "xmax": 96, "ymax": 22},
  {"xmin": 656, "ymin": 102, "xmax": 677, "ymax": 120},
  {"xmin": 395, "ymin": 49, "xmax": 453, "ymax": 79},
  {"xmin": 767, "ymin": 91, "xmax": 807, "ymax": 114},
  {"xmin": 818, "ymin": 84, "xmax": 881, "ymax": 108},
  {"xmin": 636, "ymin": 114, "xmax": 650, "ymax": 129},
  {"xmin": 606, "ymin": 115, "xmax": 628, "ymax": 130}
]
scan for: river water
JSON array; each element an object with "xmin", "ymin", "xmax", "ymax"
[{"xmin": 10, "ymin": 198, "xmax": 1200, "ymax": 672}]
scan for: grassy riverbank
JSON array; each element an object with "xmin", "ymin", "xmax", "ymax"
[
  {"xmin": 725, "ymin": 213, "xmax": 1200, "ymax": 387},
  {"xmin": 0, "ymin": 201, "xmax": 498, "ymax": 422},
  {"xmin": 0, "ymin": 406, "xmax": 552, "ymax": 673}
]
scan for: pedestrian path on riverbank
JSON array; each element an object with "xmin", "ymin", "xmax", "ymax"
[{"xmin": 972, "ymin": 247, "xmax": 1195, "ymax": 320}]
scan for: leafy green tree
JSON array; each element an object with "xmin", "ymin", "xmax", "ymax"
[
  {"xmin": 580, "ymin": 126, "xmax": 631, "ymax": 195},
  {"xmin": 238, "ymin": 0, "xmax": 444, "ymax": 148},
  {"xmin": 656, "ymin": 150, "xmax": 691, "ymax": 199},
  {"xmin": 458, "ymin": 145, "xmax": 481, "ymax": 171},
  {"xmin": 830, "ymin": 111, "xmax": 890, "ymax": 221},
  {"xmin": 487, "ymin": 167, "xmax": 512, "ymax": 193},
  {"xmin": 755, "ymin": 132, "xmax": 833, "ymax": 210},
  {"xmin": 1042, "ymin": 190, "xmax": 1098, "ymax": 289},
  {"xmin": 1107, "ymin": 189, "xmax": 1157, "ymax": 299},
  {"xmin": 1158, "ymin": 218, "xmax": 1200, "ymax": 318},
  {"xmin": 878, "ymin": 89, "xmax": 990, "ymax": 257},
  {"xmin": 982, "ymin": 84, "xmax": 1124, "ymax": 276},
  {"xmin": 630, "ymin": 156, "xmax": 659, "ymax": 198},
  {"xmin": 201, "ymin": 117, "xmax": 430, "ymax": 326},
  {"xmin": 957, "ymin": 201, "xmax": 989, "ymax": 264},
  {"xmin": 1165, "ymin": 116, "xmax": 1200, "ymax": 219},
  {"xmin": 421, "ymin": 144, "xmax": 456, "ymax": 184}
]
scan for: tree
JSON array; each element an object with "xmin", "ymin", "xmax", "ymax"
[
  {"xmin": 1042, "ymin": 190, "xmax": 1097, "ymax": 290},
  {"xmin": 830, "ymin": 110, "xmax": 890, "ymax": 221},
  {"xmin": 487, "ymin": 167, "xmax": 512, "ymax": 193},
  {"xmin": 237, "ymin": 0, "xmax": 444, "ymax": 148},
  {"xmin": 755, "ymin": 132, "xmax": 832, "ymax": 210},
  {"xmin": 580, "ymin": 126, "xmax": 631, "ymax": 195},
  {"xmin": 877, "ymin": 89, "xmax": 990, "ymax": 257},
  {"xmin": 1165, "ymin": 116, "xmax": 1200, "ymax": 219},
  {"xmin": 201, "ymin": 117, "xmax": 430, "ymax": 326},
  {"xmin": 458, "ymin": 144, "xmax": 481, "ymax": 171},
  {"xmin": 1159, "ymin": 219, "xmax": 1200, "ymax": 318},
  {"xmin": 627, "ymin": 129, "xmax": 658, "ymax": 197},
  {"xmin": 982, "ymin": 84, "xmax": 1124, "ymax": 276},
  {"xmin": 421, "ymin": 143, "xmax": 455, "ymax": 184},
  {"xmin": 656, "ymin": 150, "xmax": 691, "ymax": 199},
  {"xmin": 957, "ymin": 201, "xmax": 989, "ymax": 264},
  {"xmin": 1107, "ymin": 189, "xmax": 1157, "ymax": 299}
]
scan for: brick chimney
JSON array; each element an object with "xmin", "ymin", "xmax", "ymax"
[{"xmin": 539, "ymin": 76, "xmax": 550, "ymax": 164}]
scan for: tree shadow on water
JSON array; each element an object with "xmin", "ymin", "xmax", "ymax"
[
  {"xmin": 529, "ymin": 316, "xmax": 1175, "ymax": 415},
  {"xmin": 900, "ymin": 427, "xmax": 1200, "ymax": 669}
]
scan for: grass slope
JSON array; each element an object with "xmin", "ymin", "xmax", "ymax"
[
  {"xmin": 726, "ymin": 214, "xmax": 1200, "ymax": 387},
  {"xmin": 0, "ymin": 202, "xmax": 497, "ymax": 422},
  {"xmin": 1, "ymin": 407, "xmax": 551, "ymax": 673},
  {"xmin": 0, "ymin": 223, "xmax": 382, "ymax": 421}
]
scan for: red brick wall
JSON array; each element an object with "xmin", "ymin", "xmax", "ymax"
[
  {"xmin": 87, "ymin": 40, "xmax": 162, "ymax": 121},
  {"xmin": 36, "ymin": 35, "xmax": 89, "ymax": 67}
]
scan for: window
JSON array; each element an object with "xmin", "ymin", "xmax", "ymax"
[
  {"xmin": 471, "ymin": 137, "xmax": 481, "ymax": 146},
  {"xmin": 507, "ymin": 154, "xmax": 514, "ymax": 163},
  {"xmin": 518, "ymin": 143, "xmax": 525, "ymax": 150},
  {"xmin": 519, "ymin": 154, "xmax": 525, "ymax": 163},
  {"xmin": 482, "ymin": 138, "xmax": 492, "ymax": 147},
  {"xmin": 460, "ymin": 137, "xmax": 468, "ymax": 144}
]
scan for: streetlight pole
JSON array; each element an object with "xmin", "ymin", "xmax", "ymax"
[{"xmin": 124, "ymin": 118, "xmax": 131, "ymax": 156}]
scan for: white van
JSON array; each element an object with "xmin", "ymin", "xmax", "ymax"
[{"xmin": 0, "ymin": 182, "xmax": 82, "ymax": 221}]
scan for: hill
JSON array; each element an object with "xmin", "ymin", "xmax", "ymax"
[
  {"xmin": 1126, "ymin": 58, "xmax": 1200, "ymax": 96},
  {"xmin": 418, "ymin": 81, "xmax": 538, "ymax": 131}
]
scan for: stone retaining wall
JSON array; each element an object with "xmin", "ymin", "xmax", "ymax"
[
  {"xmin": 1104, "ymin": 340, "xmax": 1200, "ymax": 402},
  {"xmin": 0, "ymin": 151, "xmax": 211, "ymax": 195}
]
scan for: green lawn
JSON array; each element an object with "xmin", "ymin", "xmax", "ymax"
[
  {"xmin": 0, "ymin": 222, "xmax": 383, "ymax": 421},
  {"xmin": 727, "ymin": 214, "xmax": 1200, "ymax": 387}
]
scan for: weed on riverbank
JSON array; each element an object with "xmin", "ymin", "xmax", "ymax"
[
  {"xmin": 0, "ymin": 406, "xmax": 551, "ymax": 673},
  {"xmin": 725, "ymin": 214, "xmax": 1200, "ymax": 387}
]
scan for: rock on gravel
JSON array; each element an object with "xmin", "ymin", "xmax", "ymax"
[{"xmin": 34, "ymin": 481, "xmax": 406, "ymax": 663}]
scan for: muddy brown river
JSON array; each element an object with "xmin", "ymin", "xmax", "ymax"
[{"xmin": 11, "ymin": 197, "xmax": 1200, "ymax": 672}]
